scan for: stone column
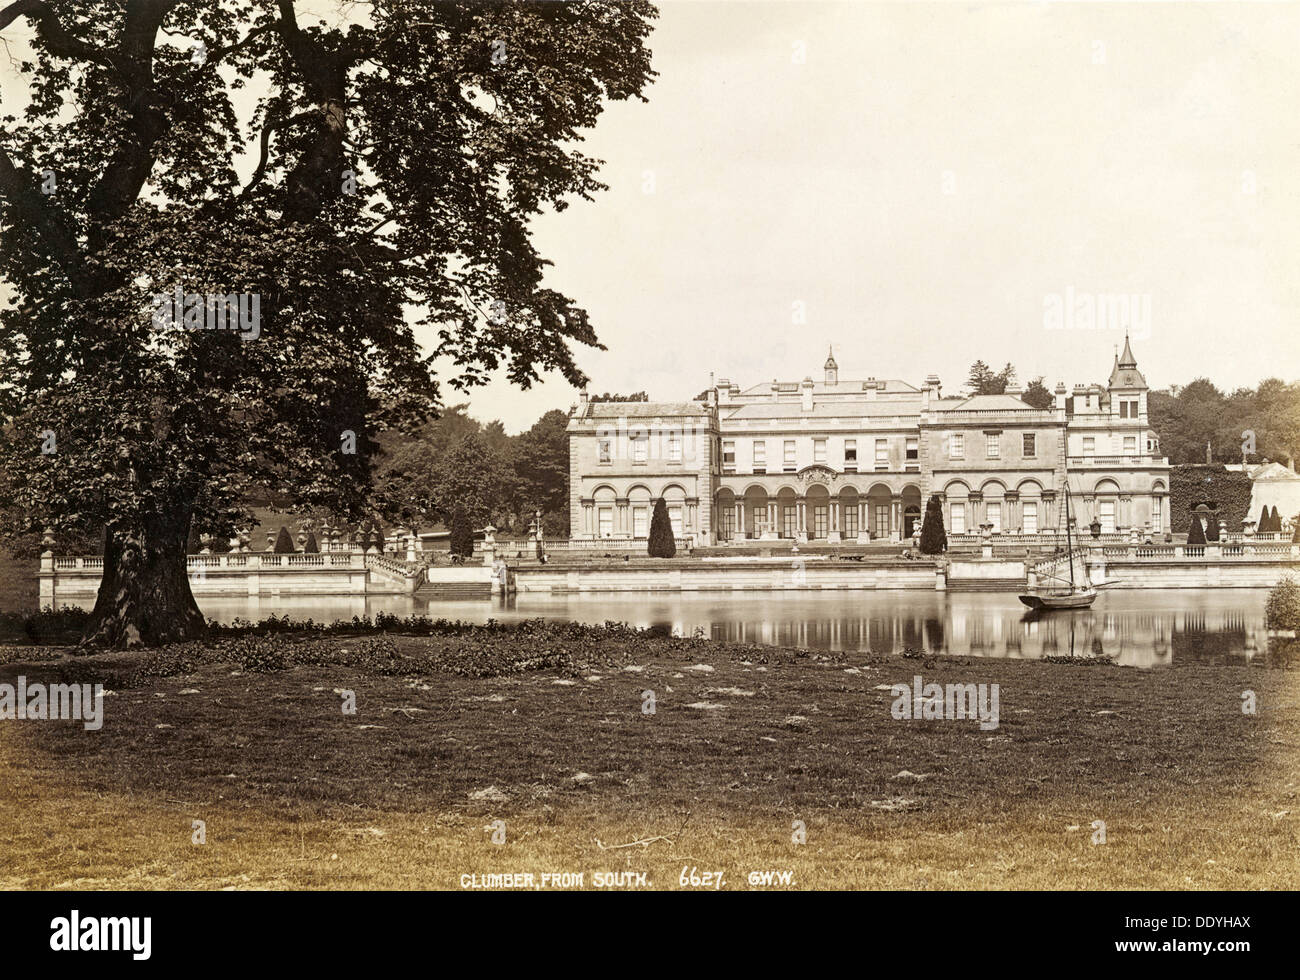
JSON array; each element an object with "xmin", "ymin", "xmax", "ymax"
[{"xmin": 38, "ymin": 528, "xmax": 55, "ymax": 608}]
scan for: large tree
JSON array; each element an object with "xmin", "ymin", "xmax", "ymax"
[
  {"xmin": 0, "ymin": 0, "xmax": 657, "ymax": 645},
  {"xmin": 513, "ymin": 407, "xmax": 569, "ymax": 520},
  {"xmin": 966, "ymin": 360, "xmax": 1017, "ymax": 396}
]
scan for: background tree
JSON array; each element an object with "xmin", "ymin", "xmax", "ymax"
[
  {"xmin": 588, "ymin": 392, "xmax": 649, "ymax": 403},
  {"xmin": 512, "ymin": 408, "xmax": 570, "ymax": 527},
  {"xmin": 918, "ymin": 493, "xmax": 947, "ymax": 554},
  {"xmin": 448, "ymin": 507, "xmax": 474, "ymax": 560},
  {"xmin": 1021, "ymin": 377, "xmax": 1055, "ymax": 410},
  {"xmin": 966, "ymin": 361, "xmax": 1017, "ymax": 395},
  {"xmin": 647, "ymin": 498, "xmax": 675, "ymax": 558},
  {"xmin": 0, "ymin": 0, "xmax": 656, "ymax": 645},
  {"xmin": 426, "ymin": 434, "xmax": 517, "ymax": 531}
]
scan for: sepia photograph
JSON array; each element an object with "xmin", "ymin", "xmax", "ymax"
[{"xmin": 0, "ymin": 0, "xmax": 1294, "ymax": 960}]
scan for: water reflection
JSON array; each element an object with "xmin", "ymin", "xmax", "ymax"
[{"xmin": 188, "ymin": 589, "xmax": 1273, "ymax": 669}]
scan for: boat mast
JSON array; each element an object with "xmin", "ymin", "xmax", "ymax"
[{"xmin": 1066, "ymin": 485, "xmax": 1075, "ymax": 591}]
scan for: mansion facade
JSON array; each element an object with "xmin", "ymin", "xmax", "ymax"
[{"xmin": 567, "ymin": 338, "xmax": 1169, "ymax": 546}]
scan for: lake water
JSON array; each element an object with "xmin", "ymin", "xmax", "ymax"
[{"xmin": 194, "ymin": 589, "xmax": 1278, "ymax": 668}]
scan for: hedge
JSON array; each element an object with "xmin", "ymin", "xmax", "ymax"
[{"xmin": 1169, "ymin": 465, "xmax": 1252, "ymax": 535}]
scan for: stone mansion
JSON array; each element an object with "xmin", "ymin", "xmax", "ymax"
[{"xmin": 566, "ymin": 338, "xmax": 1170, "ymax": 546}]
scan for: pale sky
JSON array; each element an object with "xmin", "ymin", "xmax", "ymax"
[
  {"xmin": 476, "ymin": 0, "xmax": 1300, "ymax": 429},
  {"xmin": 4, "ymin": 1, "xmax": 1298, "ymax": 432}
]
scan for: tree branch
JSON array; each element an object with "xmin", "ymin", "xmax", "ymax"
[
  {"xmin": 0, "ymin": 0, "xmax": 125, "ymax": 73},
  {"xmin": 0, "ymin": 141, "xmax": 86, "ymax": 287}
]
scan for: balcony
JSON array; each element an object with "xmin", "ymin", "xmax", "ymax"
[{"xmin": 1067, "ymin": 455, "xmax": 1168, "ymax": 467}]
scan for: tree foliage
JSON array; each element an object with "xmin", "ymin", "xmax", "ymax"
[
  {"xmin": 647, "ymin": 497, "xmax": 675, "ymax": 558},
  {"xmin": 1149, "ymin": 378, "xmax": 1300, "ymax": 465},
  {"xmin": 918, "ymin": 493, "xmax": 947, "ymax": 554},
  {"xmin": 273, "ymin": 526, "xmax": 295, "ymax": 553},
  {"xmin": 448, "ymin": 507, "xmax": 474, "ymax": 559},
  {"xmin": 1021, "ymin": 377, "xmax": 1055, "ymax": 410},
  {"xmin": 966, "ymin": 361, "xmax": 1017, "ymax": 396},
  {"xmin": 0, "ymin": 1, "xmax": 656, "ymax": 645}
]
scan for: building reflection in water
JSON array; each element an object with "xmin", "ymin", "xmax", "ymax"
[{"xmin": 197, "ymin": 589, "xmax": 1271, "ymax": 670}]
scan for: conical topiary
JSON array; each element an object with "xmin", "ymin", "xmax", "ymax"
[
  {"xmin": 274, "ymin": 525, "xmax": 295, "ymax": 553},
  {"xmin": 1186, "ymin": 513, "xmax": 1207, "ymax": 546},
  {"xmin": 647, "ymin": 498, "xmax": 676, "ymax": 558},
  {"xmin": 1258, "ymin": 506, "xmax": 1271, "ymax": 533},
  {"xmin": 919, "ymin": 494, "xmax": 948, "ymax": 555},
  {"xmin": 303, "ymin": 532, "xmax": 319, "ymax": 554},
  {"xmin": 1271, "ymin": 505, "xmax": 1283, "ymax": 533},
  {"xmin": 1204, "ymin": 512, "xmax": 1220, "ymax": 541},
  {"xmin": 449, "ymin": 507, "xmax": 474, "ymax": 559}
]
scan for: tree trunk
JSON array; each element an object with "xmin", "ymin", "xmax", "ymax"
[{"xmin": 80, "ymin": 512, "xmax": 208, "ymax": 649}]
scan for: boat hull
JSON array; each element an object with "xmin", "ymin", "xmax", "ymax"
[{"xmin": 1018, "ymin": 590, "xmax": 1098, "ymax": 610}]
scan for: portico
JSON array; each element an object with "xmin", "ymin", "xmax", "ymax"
[{"xmin": 714, "ymin": 469, "xmax": 922, "ymax": 543}]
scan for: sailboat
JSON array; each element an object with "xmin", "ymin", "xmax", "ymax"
[{"xmin": 1018, "ymin": 485, "xmax": 1098, "ymax": 610}]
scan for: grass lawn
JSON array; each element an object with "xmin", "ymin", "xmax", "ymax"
[{"xmin": 1, "ymin": 625, "xmax": 1297, "ymax": 890}]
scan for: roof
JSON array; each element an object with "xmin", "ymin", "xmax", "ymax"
[
  {"xmin": 1250, "ymin": 462, "xmax": 1300, "ymax": 482},
  {"xmin": 940, "ymin": 394, "xmax": 1041, "ymax": 412},
  {"xmin": 582, "ymin": 402, "xmax": 705, "ymax": 419},
  {"xmin": 723, "ymin": 399, "xmax": 922, "ymax": 421},
  {"xmin": 738, "ymin": 377, "xmax": 919, "ymax": 397},
  {"xmin": 1108, "ymin": 336, "xmax": 1147, "ymax": 388}
]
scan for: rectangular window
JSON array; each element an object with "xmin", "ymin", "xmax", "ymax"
[
  {"xmin": 1119, "ymin": 400, "xmax": 1130, "ymax": 419},
  {"xmin": 1023, "ymin": 502, "xmax": 1037, "ymax": 534},
  {"xmin": 668, "ymin": 505, "xmax": 683, "ymax": 538},
  {"xmin": 843, "ymin": 504, "xmax": 858, "ymax": 537},
  {"xmin": 814, "ymin": 438, "xmax": 826, "ymax": 464},
  {"xmin": 874, "ymin": 503, "xmax": 890, "ymax": 538},
  {"xmin": 782, "ymin": 505, "xmax": 798, "ymax": 539},
  {"xmin": 667, "ymin": 435, "xmax": 682, "ymax": 462},
  {"xmin": 951, "ymin": 503, "xmax": 966, "ymax": 534},
  {"xmin": 719, "ymin": 507, "xmax": 735, "ymax": 541},
  {"xmin": 722, "ymin": 440, "xmax": 735, "ymax": 472},
  {"xmin": 950, "ymin": 433, "xmax": 964, "ymax": 458},
  {"xmin": 905, "ymin": 438, "xmax": 918, "ymax": 463},
  {"xmin": 598, "ymin": 439, "xmax": 612, "ymax": 464},
  {"xmin": 986, "ymin": 433, "xmax": 1000, "ymax": 458},
  {"xmin": 1083, "ymin": 437, "xmax": 1095, "ymax": 456},
  {"xmin": 1124, "ymin": 436, "xmax": 1137, "ymax": 454},
  {"xmin": 1099, "ymin": 500, "xmax": 1115, "ymax": 533},
  {"xmin": 875, "ymin": 439, "xmax": 889, "ymax": 471},
  {"xmin": 632, "ymin": 506, "xmax": 648, "ymax": 539},
  {"xmin": 813, "ymin": 505, "xmax": 829, "ymax": 539},
  {"xmin": 844, "ymin": 439, "xmax": 857, "ymax": 472},
  {"xmin": 751, "ymin": 506, "xmax": 766, "ymax": 537},
  {"xmin": 752, "ymin": 441, "xmax": 766, "ymax": 473},
  {"xmin": 1022, "ymin": 433, "xmax": 1036, "ymax": 457},
  {"xmin": 784, "ymin": 440, "xmax": 796, "ymax": 471},
  {"xmin": 987, "ymin": 502, "xmax": 1001, "ymax": 533},
  {"xmin": 1151, "ymin": 500, "xmax": 1161, "ymax": 533},
  {"xmin": 598, "ymin": 508, "xmax": 613, "ymax": 538},
  {"xmin": 631, "ymin": 434, "xmax": 648, "ymax": 464}
]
